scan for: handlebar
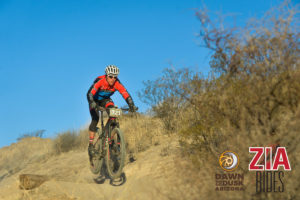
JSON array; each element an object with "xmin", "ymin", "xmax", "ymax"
[
  {"xmin": 121, "ymin": 107, "xmax": 139, "ymax": 112},
  {"xmin": 97, "ymin": 106, "xmax": 138, "ymax": 112}
]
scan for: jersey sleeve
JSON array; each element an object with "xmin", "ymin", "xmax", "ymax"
[
  {"xmin": 86, "ymin": 77, "xmax": 103, "ymax": 103},
  {"xmin": 114, "ymin": 80, "xmax": 130, "ymax": 100},
  {"xmin": 91, "ymin": 79, "xmax": 102, "ymax": 95}
]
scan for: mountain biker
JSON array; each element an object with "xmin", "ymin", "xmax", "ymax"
[{"xmin": 86, "ymin": 65, "xmax": 137, "ymax": 157}]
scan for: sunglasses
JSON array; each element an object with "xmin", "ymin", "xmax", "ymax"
[{"xmin": 108, "ymin": 76, "xmax": 117, "ymax": 79}]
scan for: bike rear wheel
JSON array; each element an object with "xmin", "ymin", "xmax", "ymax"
[
  {"xmin": 89, "ymin": 131, "xmax": 104, "ymax": 175},
  {"xmin": 105, "ymin": 127, "xmax": 126, "ymax": 179}
]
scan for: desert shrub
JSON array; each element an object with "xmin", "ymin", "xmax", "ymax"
[
  {"xmin": 140, "ymin": 1, "xmax": 300, "ymax": 199},
  {"xmin": 139, "ymin": 68, "xmax": 203, "ymax": 132},
  {"xmin": 140, "ymin": 0, "xmax": 299, "ymax": 153},
  {"xmin": 181, "ymin": 0, "xmax": 299, "ymax": 152},
  {"xmin": 17, "ymin": 129, "xmax": 46, "ymax": 141},
  {"xmin": 53, "ymin": 129, "xmax": 88, "ymax": 154}
]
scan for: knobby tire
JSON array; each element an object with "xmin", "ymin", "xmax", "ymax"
[{"xmin": 105, "ymin": 127, "xmax": 126, "ymax": 180}]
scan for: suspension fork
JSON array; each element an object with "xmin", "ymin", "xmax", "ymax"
[
  {"xmin": 100, "ymin": 110, "xmax": 105, "ymax": 131},
  {"xmin": 102, "ymin": 119, "xmax": 111, "ymax": 151},
  {"xmin": 108, "ymin": 117, "xmax": 120, "ymax": 141}
]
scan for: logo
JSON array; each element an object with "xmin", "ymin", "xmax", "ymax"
[
  {"xmin": 219, "ymin": 151, "xmax": 239, "ymax": 171},
  {"xmin": 216, "ymin": 151, "xmax": 244, "ymax": 191},
  {"xmin": 249, "ymin": 147, "xmax": 291, "ymax": 171},
  {"xmin": 249, "ymin": 145, "xmax": 291, "ymax": 193}
]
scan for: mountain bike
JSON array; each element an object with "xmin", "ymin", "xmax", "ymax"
[{"xmin": 89, "ymin": 106, "xmax": 137, "ymax": 180}]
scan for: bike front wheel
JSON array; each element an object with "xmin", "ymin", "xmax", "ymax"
[{"xmin": 105, "ymin": 127, "xmax": 126, "ymax": 179}]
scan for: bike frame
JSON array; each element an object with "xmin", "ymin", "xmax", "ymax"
[{"xmin": 95, "ymin": 107, "xmax": 120, "ymax": 159}]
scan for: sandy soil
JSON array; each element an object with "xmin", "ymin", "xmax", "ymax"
[{"xmin": 0, "ymin": 137, "xmax": 180, "ymax": 200}]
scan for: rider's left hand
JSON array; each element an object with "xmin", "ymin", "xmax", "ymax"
[{"xmin": 130, "ymin": 105, "xmax": 138, "ymax": 112}]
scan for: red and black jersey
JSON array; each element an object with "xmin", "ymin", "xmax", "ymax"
[{"xmin": 87, "ymin": 75, "xmax": 130, "ymax": 103}]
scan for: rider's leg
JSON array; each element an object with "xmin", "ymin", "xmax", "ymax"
[
  {"xmin": 89, "ymin": 106, "xmax": 99, "ymax": 150},
  {"xmin": 89, "ymin": 131, "xmax": 95, "ymax": 144},
  {"xmin": 88, "ymin": 131, "xmax": 96, "ymax": 157}
]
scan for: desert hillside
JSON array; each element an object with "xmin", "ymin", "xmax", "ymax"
[
  {"xmin": 0, "ymin": 134, "xmax": 190, "ymax": 200},
  {"xmin": 1, "ymin": 3, "xmax": 299, "ymax": 199}
]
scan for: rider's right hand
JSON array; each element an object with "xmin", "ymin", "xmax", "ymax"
[{"xmin": 90, "ymin": 101, "xmax": 97, "ymax": 110}]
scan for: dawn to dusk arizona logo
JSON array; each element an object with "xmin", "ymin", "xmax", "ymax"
[
  {"xmin": 215, "ymin": 151, "xmax": 244, "ymax": 191},
  {"xmin": 219, "ymin": 151, "xmax": 239, "ymax": 171}
]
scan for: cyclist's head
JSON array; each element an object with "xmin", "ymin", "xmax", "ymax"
[
  {"xmin": 105, "ymin": 65, "xmax": 119, "ymax": 77},
  {"xmin": 105, "ymin": 65, "xmax": 119, "ymax": 86}
]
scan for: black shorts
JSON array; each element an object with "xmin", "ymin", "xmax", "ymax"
[{"xmin": 89, "ymin": 99, "xmax": 115, "ymax": 132}]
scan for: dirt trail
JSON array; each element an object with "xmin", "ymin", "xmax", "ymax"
[{"xmin": 0, "ymin": 138, "xmax": 179, "ymax": 200}]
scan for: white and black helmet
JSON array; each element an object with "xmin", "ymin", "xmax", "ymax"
[{"xmin": 105, "ymin": 65, "xmax": 120, "ymax": 76}]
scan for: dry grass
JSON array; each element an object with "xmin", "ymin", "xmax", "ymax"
[
  {"xmin": 0, "ymin": 137, "xmax": 54, "ymax": 181},
  {"xmin": 53, "ymin": 129, "xmax": 88, "ymax": 154},
  {"xmin": 51, "ymin": 113, "xmax": 166, "ymax": 162},
  {"xmin": 119, "ymin": 113, "xmax": 165, "ymax": 160}
]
